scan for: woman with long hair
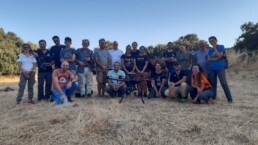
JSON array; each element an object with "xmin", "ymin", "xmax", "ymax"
[
  {"xmin": 16, "ymin": 43, "xmax": 37, "ymax": 105},
  {"xmin": 189, "ymin": 64, "xmax": 214, "ymax": 104},
  {"xmin": 134, "ymin": 46, "xmax": 149, "ymax": 97}
]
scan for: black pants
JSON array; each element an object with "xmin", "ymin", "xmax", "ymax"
[{"xmin": 38, "ymin": 72, "xmax": 52, "ymax": 101}]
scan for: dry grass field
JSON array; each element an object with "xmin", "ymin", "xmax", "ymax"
[{"xmin": 0, "ymin": 68, "xmax": 258, "ymax": 145}]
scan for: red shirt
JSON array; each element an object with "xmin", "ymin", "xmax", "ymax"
[{"xmin": 51, "ymin": 69, "xmax": 72, "ymax": 91}]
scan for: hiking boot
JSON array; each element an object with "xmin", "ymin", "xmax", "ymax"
[
  {"xmin": 28, "ymin": 99, "xmax": 36, "ymax": 104},
  {"xmin": 67, "ymin": 97, "xmax": 73, "ymax": 102},
  {"xmin": 87, "ymin": 93, "xmax": 92, "ymax": 98}
]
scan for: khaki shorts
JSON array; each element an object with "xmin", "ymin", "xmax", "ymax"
[{"xmin": 96, "ymin": 70, "xmax": 107, "ymax": 84}]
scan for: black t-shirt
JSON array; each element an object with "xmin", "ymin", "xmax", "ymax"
[
  {"xmin": 35, "ymin": 49, "xmax": 53, "ymax": 73},
  {"xmin": 151, "ymin": 71, "xmax": 168, "ymax": 88},
  {"xmin": 147, "ymin": 63, "xmax": 156, "ymax": 75},
  {"xmin": 169, "ymin": 70, "xmax": 187, "ymax": 87},
  {"xmin": 135, "ymin": 54, "xmax": 148, "ymax": 71},
  {"xmin": 131, "ymin": 50, "xmax": 139, "ymax": 58},
  {"xmin": 163, "ymin": 50, "xmax": 177, "ymax": 71},
  {"xmin": 121, "ymin": 54, "xmax": 134, "ymax": 72},
  {"xmin": 50, "ymin": 45, "xmax": 65, "ymax": 68}
]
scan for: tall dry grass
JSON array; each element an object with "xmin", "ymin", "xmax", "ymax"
[{"xmin": 0, "ymin": 69, "xmax": 258, "ymax": 145}]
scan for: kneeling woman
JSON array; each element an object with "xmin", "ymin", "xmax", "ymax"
[
  {"xmin": 148, "ymin": 63, "xmax": 168, "ymax": 99},
  {"xmin": 189, "ymin": 64, "xmax": 214, "ymax": 104}
]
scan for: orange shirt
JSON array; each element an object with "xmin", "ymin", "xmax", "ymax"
[
  {"xmin": 192, "ymin": 74, "xmax": 211, "ymax": 89},
  {"xmin": 51, "ymin": 69, "xmax": 72, "ymax": 91}
]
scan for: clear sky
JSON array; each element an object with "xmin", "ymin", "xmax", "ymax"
[{"xmin": 1, "ymin": 0, "xmax": 258, "ymax": 51}]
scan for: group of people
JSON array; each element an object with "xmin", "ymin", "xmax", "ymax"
[{"xmin": 16, "ymin": 35, "xmax": 233, "ymax": 105}]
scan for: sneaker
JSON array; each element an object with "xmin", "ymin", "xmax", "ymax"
[
  {"xmin": 28, "ymin": 99, "xmax": 36, "ymax": 104},
  {"xmin": 179, "ymin": 98, "xmax": 188, "ymax": 103}
]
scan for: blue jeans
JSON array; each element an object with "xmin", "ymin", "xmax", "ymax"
[
  {"xmin": 53, "ymin": 82, "xmax": 78, "ymax": 104},
  {"xmin": 208, "ymin": 69, "xmax": 233, "ymax": 102},
  {"xmin": 105, "ymin": 85, "xmax": 126, "ymax": 97},
  {"xmin": 189, "ymin": 87, "xmax": 214, "ymax": 102}
]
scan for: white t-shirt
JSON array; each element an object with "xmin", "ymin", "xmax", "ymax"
[
  {"xmin": 108, "ymin": 49, "xmax": 124, "ymax": 69},
  {"xmin": 17, "ymin": 53, "xmax": 37, "ymax": 71}
]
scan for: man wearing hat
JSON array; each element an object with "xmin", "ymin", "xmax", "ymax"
[{"xmin": 165, "ymin": 61, "xmax": 188, "ymax": 102}]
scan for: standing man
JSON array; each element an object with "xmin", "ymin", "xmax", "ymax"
[
  {"xmin": 192, "ymin": 40, "xmax": 209, "ymax": 75},
  {"xmin": 131, "ymin": 41, "xmax": 139, "ymax": 58},
  {"xmin": 60, "ymin": 37, "xmax": 77, "ymax": 76},
  {"xmin": 108, "ymin": 41, "xmax": 123, "ymax": 69},
  {"xmin": 76, "ymin": 39, "xmax": 94, "ymax": 97},
  {"xmin": 94, "ymin": 38, "xmax": 111, "ymax": 96},
  {"xmin": 176, "ymin": 44, "xmax": 192, "ymax": 70},
  {"xmin": 50, "ymin": 36, "xmax": 65, "ymax": 69},
  {"xmin": 165, "ymin": 62, "xmax": 188, "ymax": 103},
  {"xmin": 162, "ymin": 42, "xmax": 177, "ymax": 72},
  {"xmin": 34, "ymin": 40, "xmax": 53, "ymax": 101},
  {"xmin": 51, "ymin": 61, "xmax": 78, "ymax": 104},
  {"xmin": 60, "ymin": 37, "xmax": 76, "ymax": 101},
  {"xmin": 106, "ymin": 62, "xmax": 126, "ymax": 97}
]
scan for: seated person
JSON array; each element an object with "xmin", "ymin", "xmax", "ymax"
[
  {"xmin": 189, "ymin": 64, "xmax": 214, "ymax": 104},
  {"xmin": 51, "ymin": 61, "xmax": 78, "ymax": 104},
  {"xmin": 106, "ymin": 62, "xmax": 126, "ymax": 97},
  {"xmin": 148, "ymin": 63, "xmax": 168, "ymax": 99},
  {"xmin": 165, "ymin": 61, "xmax": 188, "ymax": 102}
]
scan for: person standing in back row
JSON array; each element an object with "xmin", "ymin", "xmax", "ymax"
[
  {"xmin": 108, "ymin": 41, "xmax": 123, "ymax": 69},
  {"xmin": 33, "ymin": 40, "xmax": 53, "ymax": 101},
  {"xmin": 207, "ymin": 36, "xmax": 233, "ymax": 103},
  {"xmin": 94, "ymin": 38, "xmax": 111, "ymax": 96},
  {"xmin": 162, "ymin": 42, "xmax": 177, "ymax": 72},
  {"xmin": 50, "ymin": 36, "xmax": 65, "ymax": 69},
  {"xmin": 192, "ymin": 40, "xmax": 209, "ymax": 75},
  {"xmin": 76, "ymin": 39, "xmax": 94, "ymax": 98},
  {"xmin": 135, "ymin": 46, "xmax": 149, "ymax": 97},
  {"xmin": 60, "ymin": 37, "xmax": 77, "ymax": 102},
  {"xmin": 16, "ymin": 43, "xmax": 37, "ymax": 105},
  {"xmin": 131, "ymin": 41, "xmax": 139, "ymax": 58}
]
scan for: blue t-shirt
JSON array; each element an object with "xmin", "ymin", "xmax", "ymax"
[
  {"xmin": 163, "ymin": 50, "xmax": 177, "ymax": 71},
  {"xmin": 60, "ymin": 48, "xmax": 76, "ymax": 71},
  {"xmin": 35, "ymin": 49, "xmax": 53, "ymax": 73},
  {"xmin": 135, "ymin": 54, "xmax": 148, "ymax": 71},
  {"xmin": 192, "ymin": 50, "xmax": 209, "ymax": 74},
  {"xmin": 208, "ymin": 45, "xmax": 225, "ymax": 70},
  {"xmin": 50, "ymin": 45, "xmax": 65, "ymax": 69},
  {"xmin": 169, "ymin": 70, "xmax": 187, "ymax": 87},
  {"xmin": 107, "ymin": 69, "xmax": 126, "ymax": 86}
]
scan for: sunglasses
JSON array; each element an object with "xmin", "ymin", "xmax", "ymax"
[{"xmin": 23, "ymin": 47, "xmax": 29, "ymax": 49}]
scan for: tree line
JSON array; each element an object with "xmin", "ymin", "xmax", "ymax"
[{"xmin": 1, "ymin": 21, "xmax": 257, "ymax": 75}]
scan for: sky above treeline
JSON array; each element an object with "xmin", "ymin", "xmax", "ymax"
[{"xmin": 1, "ymin": 0, "xmax": 258, "ymax": 51}]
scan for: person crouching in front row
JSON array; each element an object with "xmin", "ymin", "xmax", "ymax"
[
  {"xmin": 148, "ymin": 63, "xmax": 168, "ymax": 99},
  {"xmin": 165, "ymin": 61, "xmax": 188, "ymax": 103},
  {"xmin": 189, "ymin": 64, "xmax": 214, "ymax": 104},
  {"xmin": 105, "ymin": 62, "xmax": 126, "ymax": 97},
  {"xmin": 51, "ymin": 61, "xmax": 78, "ymax": 104}
]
